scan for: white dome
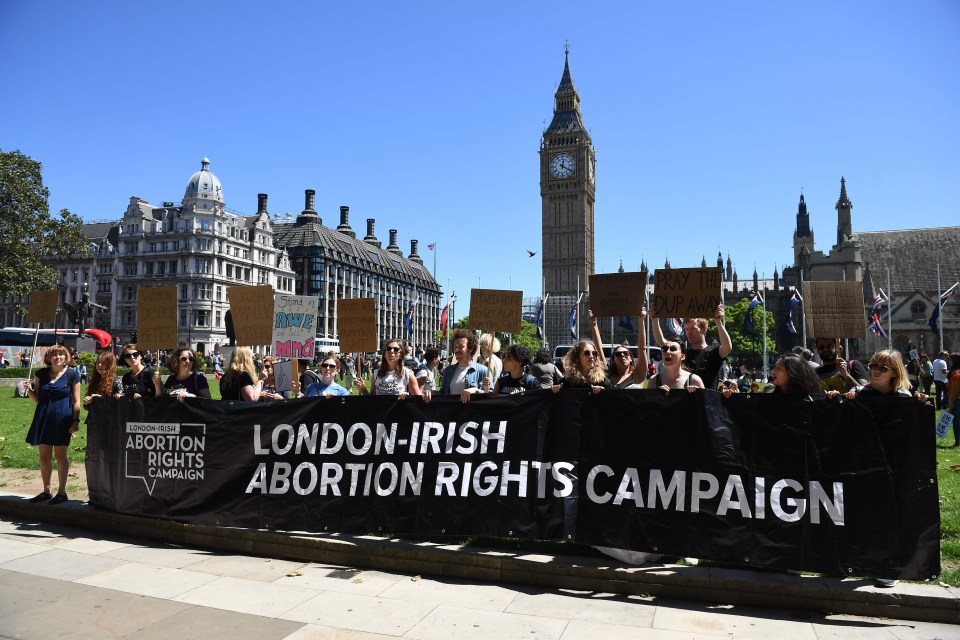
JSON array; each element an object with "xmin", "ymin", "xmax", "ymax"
[{"xmin": 184, "ymin": 157, "xmax": 223, "ymax": 203}]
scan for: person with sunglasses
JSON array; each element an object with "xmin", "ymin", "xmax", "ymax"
[
  {"xmin": 643, "ymin": 340, "xmax": 704, "ymax": 392},
  {"xmin": 814, "ymin": 337, "xmax": 868, "ymax": 394},
  {"xmin": 356, "ymin": 339, "xmax": 421, "ymax": 399},
  {"xmin": 588, "ymin": 308, "xmax": 649, "ymax": 388},
  {"xmin": 553, "ymin": 339, "xmax": 611, "ymax": 394},
  {"xmin": 841, "ymin": 350, "xmax": 929, "ymax": 403},
  {"xmin": 119, "ymin": 343, "xmax": 159, "ymax": 399},
  {"xmin": 304, "ymin": 352, "xmax": 350, "ymax": 397},
  {"xmin": 258, "ymin": 356, "xmax": 287, "ymax": 401},
  {"xmin": 159, "ymin": 346, "xmax": 211, "ymax": 399},
  {"xmin": 651, "ymin": 306, "xmax": 731, "ymax": 390}
]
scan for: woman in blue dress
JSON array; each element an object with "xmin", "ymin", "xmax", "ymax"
[{"xmin": 24, "ymin": 344, "xmax": 81, "ymax": 505}]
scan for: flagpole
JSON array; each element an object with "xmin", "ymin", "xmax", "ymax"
[
  {"xmin": 576, "ymin": 276, "xmax": 580, "ymax": 340},
  {"xmin": 761, "ymin": 278, "xmax": 768, "ymax": 381},
  {"xmin": 937, "ymin": 264, "xmax": 943, "ymax": 349},
  {"xmin": 886, "ymin": 269, "xmax": 892, "ymax": 350},
  {"xmin": 799, "ymin": 269, "xmax": 807, "ymax": 348}
]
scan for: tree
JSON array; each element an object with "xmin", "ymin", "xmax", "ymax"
[
  {"xmin": 722, "ymin": 296, "xmax": 777, "ymax": 366},
  {"xmin": 0, "ymin": 150, "xmax": 89, "ymax": 303}
]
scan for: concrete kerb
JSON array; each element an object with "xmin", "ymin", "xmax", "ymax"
[{"xmin": 0, "ymin": 493, "xmax": 956, "ymax": 625}]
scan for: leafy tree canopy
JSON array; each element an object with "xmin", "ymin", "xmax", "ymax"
[
  {"xmin": 0, "ymin": 149, "xmax": 88, "ymax": 304},
  {"xmin": 723, "ymin": 296, "xmax": 777, "ymax": 364}
]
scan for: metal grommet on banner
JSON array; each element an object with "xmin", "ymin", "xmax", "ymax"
[
  {"xmin": 653, "ymin": 546, "xmax": 659, "ymax": 551},
  {"xmin": 441, "ymin": 529, "xmax": 446, "ymax": 534},
  {"xmin": 744, "ymin": 557, "xmax": 749, "ymax": 562},
  {"xmin": 847, "ymin": 568, "xmax": 854, "ymax": 574},
  {"xmin": 508, "ymin": 531, "xmax": 513, "ymax": 536}
]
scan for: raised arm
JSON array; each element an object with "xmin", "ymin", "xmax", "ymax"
[
  {"xmin": 714, "ymin": 304, "xmax": 732, "ymax": 358},
  {"xmin": 651, "ymin": 313, "xmax": 665, "ymax": 347},
  {"xmin": 589, "ymin": 309, "xmax": 603, "ymax": 352},
  {"xmin": 632, "ymin": 307, "xmax": 649, "ymax": 384}
]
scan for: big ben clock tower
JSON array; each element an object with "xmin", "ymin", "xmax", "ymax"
[{"xmin": 540, "ymin": 46, "xmax": 596, "ymax": 348}]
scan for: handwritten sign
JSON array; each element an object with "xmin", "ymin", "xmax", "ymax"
[
  {"xmin": 802, "ymin": 281, "xmax": 865, "ymax": 339},
  {"xmin": 273, "ymin": 294, "xmax": 318, "ymax": 359},
  {"xmin": 588, "ymin": 272, "xmax": 647, "ymax": 317},
  {"xmin": 26, "ymin": 290, "xmax": 60, "ymax": 324},
  {"xmin": 227, "ymin": 285, "xmax": 274, "ymax": 346},
  {"xmin": 137, "ymin": 286, "xmax": 178, "ymax": 351},
  {"xmin": 651, "ymin": 268, "xmax": 723, "ymax": 318},
  {"xmin": 468, "ymin": 289, "xmax": 522, "ymax": 334},
  {"xmin": 337, "ymin": 298, "xmax": 377, "ymax": 353},
  {"xmin": 273, "ymin": 360, "xmax": 294, "ymax": 393}
]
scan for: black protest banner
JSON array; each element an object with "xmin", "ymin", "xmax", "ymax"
[{"xmin": 85, "ymin": 390, "xmax": 939, "ymax": 580}]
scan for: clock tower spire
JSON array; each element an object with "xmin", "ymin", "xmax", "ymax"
[{"xmin": 540, "ymin": 46, "xmax": 596, "ymax": 348}]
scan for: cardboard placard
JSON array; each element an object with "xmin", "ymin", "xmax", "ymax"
[
  {"xmin": 337, "ymin": 298, "xmax": 377, "ymax": 354},
  {"xmin": 227, "ymin": 285, "xmax": 274, "ymax": 347},
  {"xmin": 273, "ymin": 294, "xmax": 319, "ymax": 359},
  {"xmin": 468, "ymin": 289, "xmax": 522, "ymax": 334},
  {"xmin": 588, "ymin": 272, "xmax": 648, "ymax": 317},
  {"xmin": 137, "ymin": 286, "xmax": 178, "ymax": 351},
  {"xmin": 802, "ymin": 281, "xmax": 865, "ymax": 339},
  {"xmin": 651, "ymin": 268, "xmax": 723, "ymax": 318},
  {"xmin": 273, "ymin": 360, "xmax": 293, "ymax": 393},
  {"xmin": 26, "ymin": 290, "xmax": 60, "ymax": 324}
]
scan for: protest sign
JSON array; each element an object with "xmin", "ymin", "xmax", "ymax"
[
  {"xmin": 468, "ymin": 289, "xmax": 522, "ymax": 333},
  {"xmin": 651, "ymin": 267, "xmax": 723, "ymax": 318},
  {"xmin": 137, "ymin": 286, "xmax": 178, "ymax": 351},
  {"xmin": 227, "ymin": 285, "xmax": 274, "ymax": 346},
  {"xmin": 273, "ymin": 294, "xmax": 318, "ymax": 359},
  {"xmin": 337, "ymin": 298, "xmax": 377, "ymax": 353},
  {"xmin": 26, "ymin": 290, "xmax": 60, "ymax": 324},
  {"xmin": 588, "ymin": 272, "xmax": 647, "ymax": 317},
  {"xmin": 273, "ymin": 360, "xmax": 294, "ymax": 393},
  {"xmin": 802, "ymin": 281, "xmax": 865, "ymax": 338}
]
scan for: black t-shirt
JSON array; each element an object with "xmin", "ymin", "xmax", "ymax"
[
  {"xmin": 496, "ymin": 373, "xmax": 541, "ymax": 394},
  {"xmin": 221, "ymin": 371, "xmax": 255, "ymax": 401},
  {"xmin": 121, "ymin": 368, "xmax": 156, "ymax": 398},
  {"xmin": 685, "ymin": 342, "xmax": 725, "ymax": 390}
]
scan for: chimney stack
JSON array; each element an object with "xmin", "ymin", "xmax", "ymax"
[
  {"xmin": 409, "ymin": 239, "xmax": 423, "ymax": 264},
  {"xmin": 257, "ymin": 193, "xmax": 268, "ymax": 215},
  {"xmin": 364, "ymin": 218, "xmax": 381, "ymax": 248},
  {"xmin": 387, "ymin": 229, "xmax": 402, "ymax": 255},
  {"xmin": 296, "ymin": 189, "xmax": 320, "ymax": 225},
  {"xmin": 336, "ymin": 205, "xmax": 356, "ymax": 237}
]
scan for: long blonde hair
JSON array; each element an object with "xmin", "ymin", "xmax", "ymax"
[
  {"xmin": 223, "ymin": 347, "xmax": 258, "ymax": 390},
  {"xmin": 869, "ymin": 349, "xmax": 911, "ymax": 393},
  {"xmin": 563, "ymin": 340, "xmax": 607, "ymax": 385}
]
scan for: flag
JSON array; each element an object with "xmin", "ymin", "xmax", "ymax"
[
  {"xmin": 743, "ymin": 294, "xmax": 761, "ymax": 338},
  {"xmin": 871, "ymin": 293, "xmax": 885, "ymax": 315},
  {"xmin": 405, "ymin": 297, "xmax": 419, "ymax": 340},
  {"xmin": 536, "ymin": 298, "xmax": 544, "ymax": 341},
  {"xmin": 439, "ymin": 302, "xmax": 449, "ymax": 340},
  {"xmin": 928, "ymin": 288, "xmax": 954, "ymax": 333},
  {"xmin": 618, "ymin": 316, "xmax": 635, "ymax": 332},
  {"xmin": 783, "ymin": 292, "xmax": 800, "ymax": 337},
  {"xmin": 663, "ymin": 317, "xmax": 685, "ymax": 342},
  {"xmin": 569, "ymin": 301, "xmax": 578, "ymax": 339},
  {"xmin": 427, "ymin": 243, "xmax": 436, "ymax": 250},
  {"xmin": 867, "ymin": 313, "xmax": 887, "ymax": 337}
]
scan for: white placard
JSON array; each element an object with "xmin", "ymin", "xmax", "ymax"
[
  {"xmin": 273, "ymin": 294, "xmax": 319, "ymax": 360},
  {"xmin": 273, "ymin": 360, "xmax": 293, "ymax": 393}
]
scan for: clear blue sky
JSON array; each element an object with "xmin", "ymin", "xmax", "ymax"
[{"xmin": 2, "ymin": 1, "xmax": 957, "ymax": 319}]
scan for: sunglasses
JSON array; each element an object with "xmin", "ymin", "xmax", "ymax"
[
  {"xmin": 868, "ymin": 363, "xmax": 891, "ymax": 373},
  {"xmin": 662, "ymin": 345, "xmax": 680, "ymax": 353},
  {"xmin": 262, "ymin": 364, "xmax": 272, "ymax": 369},
  {"xmin": 582, "ymin": 350, "xmax": 598, "ymax": 357},
  {"xmin": 320, "ymin": 363, "xmax": 338, "ymax": 369},
  {"xmin": 385, "ymin": 346, "xmax": 402, "ymax": 353},
  {"xmin": 123, "ymin": 351, "xmax": 140, "ymax": 360},
  {"xmin": 614, "ymin": 351, "xmax": 630, "ymax": 358},
  {"xmin": 179, "ymin": 356, "xmax": 195, "ymax": 363}
]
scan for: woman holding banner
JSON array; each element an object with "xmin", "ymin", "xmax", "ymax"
[
  {"xmin": 83, "ymin": 351, "xmax": 122, "ymax": 405},
  {"xmin": 304, "ymin": 353, "xmax": 350, "ymax": 397},
  {"xmin": 589, "ymin": 309, "xmax": 649, "ymax": 388},
  {"xmin": 356, "ymin": 339, "xmax": 420, "ymax": 398},
  {"xmin": 220, "ymin": 347, "xmax": 266, "ymax": 402},
  {"xmin": 158, "ymin": 347, "xmax": 211, "ymax": 400},
  {"xmin": 24, "ymin": 344, "xmax": 81, "ymax": 505},
  {"xmin": 119, "ymin": 344, "xmax": 159, "ymax": 399},
  {"xmin": 553, "ymin": 340, "xmax": 611, "ymax": 394},
  {"xmin": 643, "ymin": 340, "xmax": 704, "ymax": 392},
  {"xmin": 844, "ymin": 350, "xmax": 930, "ymax": 404}
]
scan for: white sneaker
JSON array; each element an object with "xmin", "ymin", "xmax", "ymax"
[{"xmin": 683, "ymin": 557, "xmax": 699, "ymax": 566}]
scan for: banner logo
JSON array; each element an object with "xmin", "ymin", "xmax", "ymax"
[{"xmin": 124, "ymin": 422, "xmax": 207, "ymax": 495}]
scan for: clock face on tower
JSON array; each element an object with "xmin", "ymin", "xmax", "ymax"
[{"xmin": 549, "ymin": 152, "xmax": 576, "ymax": 179}]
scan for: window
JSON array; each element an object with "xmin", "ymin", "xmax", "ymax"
[
  {"xmin": 911, "ymin": 301, "xmax": 927, "ymax": 320},
  {"xmin": 216, "ymin": 285, "xmax": 222, "ymax": 301},
  {"xmin": 180, "ymin": 284, "xmax": 188, "ymax": 300}
]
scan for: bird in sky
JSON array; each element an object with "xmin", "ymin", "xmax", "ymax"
[{"xmin": 527, "ymin": 250, "xmax": 537, "ymax": 257}]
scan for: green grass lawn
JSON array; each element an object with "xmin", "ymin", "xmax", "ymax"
[{"xmin": 1, "ymin": 383, "xmax": 957, "ymax": 584}]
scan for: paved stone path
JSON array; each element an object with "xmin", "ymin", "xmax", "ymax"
[{"xmin": 0, "ymin": 515, "xmax": 956, "ymax": 639}]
